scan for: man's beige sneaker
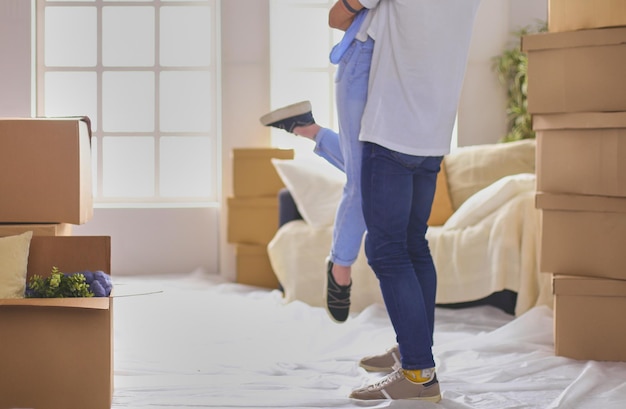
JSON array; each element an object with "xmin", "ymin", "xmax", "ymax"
[
  {"xmin": 349, "ymin": 368, "xmax": 441, "ymax": 402},
  {"xmin": 359, "ymin": 345, "xmax": 401, "ymax": 373}
]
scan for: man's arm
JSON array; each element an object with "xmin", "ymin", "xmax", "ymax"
[{"xmin": 329, "ymin": 0, "xmax": 365, "ymax": 31}]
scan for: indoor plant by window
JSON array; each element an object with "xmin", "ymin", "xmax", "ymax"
[{"xmin": 492, "ymin": 22, "xmax": 547, "ymax": 142}]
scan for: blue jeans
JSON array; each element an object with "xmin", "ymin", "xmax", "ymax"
[
  {"xmin": 361, "ymin": 142, "xmax": 442, "ymax": 370},
  {"xmin": 312, "ymin": 37, "xmax": 373, "ymax": 267}
]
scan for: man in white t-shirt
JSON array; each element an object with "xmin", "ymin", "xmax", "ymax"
[{"xmin": 351, "ymin": 0, "xmax": 482, "ymax": 401}]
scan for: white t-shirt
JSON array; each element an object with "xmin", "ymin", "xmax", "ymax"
[{"xmin": 359, "ymin": 0, "xmax": 482, "ymax": 156}]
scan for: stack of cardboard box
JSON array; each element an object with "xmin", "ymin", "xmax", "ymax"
[
  {"xmin": 0, "ymin": 118, "xmax": 114, "ymax": 409},
  {"xmin": 523, "ymin": 1, "xmax": 626, "ymax": 361},
  {"xmin": 227, "ymin": 147, "xmax": 294, "ymax": 288}
]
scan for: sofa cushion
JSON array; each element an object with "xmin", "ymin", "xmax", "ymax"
[
  {"xmin": 444, "ymin": 139, "xmax": 536, "ymax": 210},
  {"xmin": 272, "ymin": 157, "xmax": 345, "ymax": 228}
]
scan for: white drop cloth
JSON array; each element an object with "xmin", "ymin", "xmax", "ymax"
[{"xmin": 112, "ymin": 273, "xmax": 626, "ymax": 409}]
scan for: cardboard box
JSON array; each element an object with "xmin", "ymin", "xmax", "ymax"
[
  {"xmin": 549, "ymin": 0, "xmax": 626, "ymax": 33},
  {"xmin": 534, "ymin": 112, "xmax": 626, "ymax": 197},
  {"xmin": 0, "ymin": 223, "xmax": 73, "ymax": 237},
  {"xmin": 522, "ymin": 27, "xmax": 626, "ymax": 114},
  {"xmin": 235, "ymin": 243, "xmax": 280, "ymax": 289},
  {"xmin": 0, "ymin": 236, "xmax": 113, "ymax": 409},
  {"xmin": 233, "ymin": 148, "xmax": 294, "ymax": 198},
  {"xmin": 537, "ymin": 192, "xmax": 626, "ymax": 280},
  {"xmin": 227, "ymin": 196, "xmax": 279, "ymax": 245},
  {"xmin": 553, "ymin": 274, "xmax": 626, "ymax": 361},
  {"xmin": 0, "ymin": 117, "xmax": 93, "ymax": 224}
]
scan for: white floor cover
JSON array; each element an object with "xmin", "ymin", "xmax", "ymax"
[{"xmin": 112, "ymin": 273, "xmax": 626, "ymax": 409}]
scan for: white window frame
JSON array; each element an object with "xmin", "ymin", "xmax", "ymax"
[{"xmin": 35, "ymin": 0, "xmax": 221, "ymax": 208}]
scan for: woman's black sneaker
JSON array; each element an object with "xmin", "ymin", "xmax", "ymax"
[
  {"xmin": 324, "ymin": 261, "xmax": 351, "ymax": 323},
  {"xmin": 259, "ymin": 101, "xmax": 315, "ymax": 133}
]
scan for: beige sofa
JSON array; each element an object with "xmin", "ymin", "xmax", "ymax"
[{"xmin": 268, "ymin": 139, "xmax": 553, "ymax": 316}]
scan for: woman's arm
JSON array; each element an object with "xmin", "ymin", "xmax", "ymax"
[{"xmin": 329, "ymin": 0, "xmax": 365, "ymax": 31}]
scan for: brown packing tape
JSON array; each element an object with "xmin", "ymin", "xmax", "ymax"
[
  {"xmin": 522, "ymin": 26, "xmax": 626, "ymax": 52},
  {"xmin": 553, "ymin": 275, "xmax": 626, "ymax": 297},
  {"xmin": 533, "ymin": 112, "xmax": 626, "ymax": 131},
  {"xmin": 535, "ymin": 192, "xmax": 626, "ymax": 213}
]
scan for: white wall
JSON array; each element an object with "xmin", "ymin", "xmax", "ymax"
[
  {"xmin": 0, "ymin": 0, "xmax": 31, "ymax": 117},
  {"xmin": 459, "ymin": 0, "xmax": 547, "ymax": 146},
  {"xmin": 0, "ymin": 0, "xmax": 546, "ymax": 278}
]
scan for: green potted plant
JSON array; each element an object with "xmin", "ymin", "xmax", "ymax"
[{"xmin": 492, "ymin": 22, "xmax": 546, "ymax": 142}]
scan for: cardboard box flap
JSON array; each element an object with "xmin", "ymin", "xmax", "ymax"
[
  {"xmin": 227, "ymin": 196, "xmax": 278, "ymax": 208},
  {"xmin": 0, "ymin": 296, "xmax": 110, "ymax": 310},
  {"xmin": 0, "ymin": 116, "xmax": 92, "ymax": 143},
  {"xmin": 235, "ymin": 243, "xmax": 268, "ymax": 256},
  {"xmin": 553, "ymin": 275, "xmax": 626, "ymax": 297},
  {"xmin": 533, "ymin": 112, "xmax": 626, "ymax": 131},
  {"xmin": 232, "ymin": 148, "xmax": 294, "ymax": 159},
  {"xmin": 522, "ymin": 26, "xmax": 626, "ymax": 52},
  {"xmin": 536, "ymin": 192, "xmax": 626, "ymax": 213},
  {"xmin": 27, "ymin": 236, "xmax": 111, "ymax": 278}
]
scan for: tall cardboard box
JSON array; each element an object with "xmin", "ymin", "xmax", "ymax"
[
  {"xmin": 232, "ymin": 148, "xmax": 294, "ymax": 198},
  {"xmin": 522, "ymin": 27, "xmax": 626, "ymax": 114},
  {"xmin": 227, "ymin": 196, "xmax": 279, "ymax": 245},
  {"xmin": 553, "ymin": 275, "xmax": 626, "ymax": 361},
  {"xmin": 534, "ymin": 112, "xmax": 626, "ymax": 197},
  {"xmin": 0, "ymin": 236, "xmax": 113, "ymax": 409},
  {"xmin": 536, "ymin": 193, "xmax": 626, "ymax": 280},
  {"xmin": 0, "ymin": 117, "xmax": 93, "ymax": 224},
  {"xmin": 235, "ymin": 243, "xmax": 280, "ymax": 289},
  {"xmin": 549, "ymin": 0, "xmax": 626, "ymax": 33},
  {"xmin": 0, "ymin": 223, "xmax": 73, "ymax": 237}
]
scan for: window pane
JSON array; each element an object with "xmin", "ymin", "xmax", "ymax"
[
  {"xmin": 271, "ymin": 71, "xmax": 332, "ymax": 124},
  {"xmin": 271, "ymin": 7, "xmax": 330, "ymax": 68},
  {"xmin": 103, "ymin": 6, "xmax": 155, "ymax": 67},
  {"xmin": 160, "ymin": 71, "xmax": 211, "ymax": 132},
  {"xmin": 102, "ymin": 136, "xmax": 155, "ymax": 197},
  {"xmin": 44, "ymin": 72, "xmax": 98, "ymax": 129},
  {"xmin": 45, "ymin": 7, "xmax": 97, "ymax": 67},
  {"xmin": 160, "ymin": 6, "xmax": 212, "ymax": 67},
  {"xmin": 160, "ymin": 137, "xmax": 213, "ymax": 198},
  {"xmin": 102, "ymin": 71, "xmax": 155, "ymax": 132}
]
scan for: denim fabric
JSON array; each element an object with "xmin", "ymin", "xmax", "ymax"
[
  {"xmin": 329, "ymin": 9, "xmax": 369, "ymax": 64},
  {"xmin": 361, "ymin": 142, "xmax": 442, "ymax": 370},
  {"xmin": 313, "ymin": 37, "xmax": 374, "ymax": 267}
]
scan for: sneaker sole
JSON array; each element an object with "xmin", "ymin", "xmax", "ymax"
[
  {"xmin": 349, "ymin": 395, "xmax": 442, "ymax": 403},
  {"xmin": 407, "ymin": 394, "xmax": 442, "ymax": 403},
  {"xmin": 260, "ymin": 101, "xmax": 312, "ymax": 126},
  {"xmin": 359, "ymin": 363, "xmax": 395, "ymax": 373}
]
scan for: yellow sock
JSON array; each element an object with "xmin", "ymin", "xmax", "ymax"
[{"xmin": 402, "ymin": 368, "xmax": 435, "ymax": 384}]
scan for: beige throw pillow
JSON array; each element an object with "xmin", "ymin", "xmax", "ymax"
[
  {"xmin": 0, "ymin": 231, "xmax": 33, "ymax": 299},
  {"xmin": 444, "ymin": 139, "xmax": 536, "ymax": 210}
]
